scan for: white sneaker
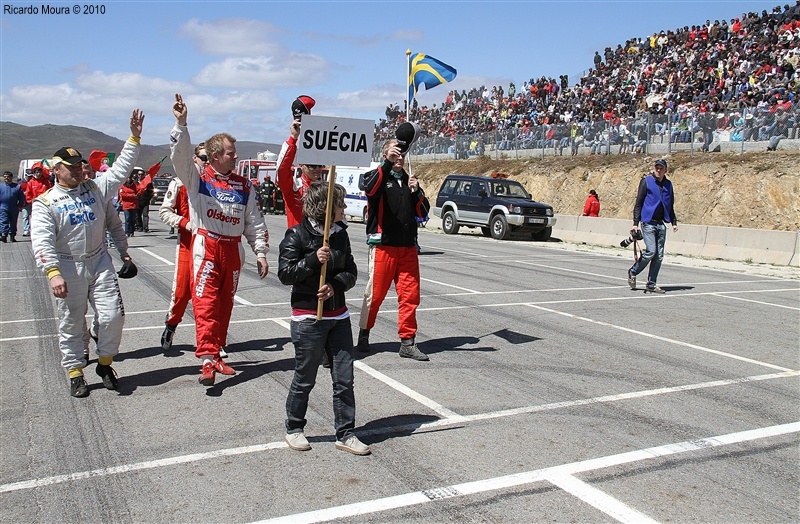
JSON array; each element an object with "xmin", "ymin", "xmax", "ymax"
[
  {"xmin": 219, "ymin": 346, "xmax": 228, "ymax": 358},
  {"xmin": 335, "ymin": 435, "xmax": 371, "ymax": 455},
  {"xmin": 285, "ymin": 432, "xmax": 311, "ymax": 451}
]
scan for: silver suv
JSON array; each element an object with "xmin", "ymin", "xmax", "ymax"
[{"xmin": 432, "ymin": 174, "xmax": 557, "ymax": 240}]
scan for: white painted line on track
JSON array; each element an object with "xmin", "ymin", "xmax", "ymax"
[
  {"xmin": 518, "ymin": 260, "xmax": 630, "ymax": 281},
  {"xmin": 416, "ymin": 283, "xmax": 798, "ymax": 302},
  {"xmin": 525, "ymin": 304, "xmax": 794, "ymax": 372},
  {"xmin": 354, "ymin": 361, "xmax": 465, "ymax": 420},
  {"xmin": 0, "ymin": 441, "xmax": 287, "ymax": 494},
  {"xmin": 1, "ymin": 371, "xmax": 795, "ymax": 495},
  {"xmin": 253, "ymin": 422, "xmax": 800, "ymax": 524},
  {"xmin": 435, "ymin": 245, "xmax": 491, "ymax": 258},
  {"xmin": 268, "ymin": 318, "xmax": 463, "ymax": 419},
  {"xmin": 406, "ymin": 371, "xmax": 800, "ymax": 427},
  {"xmin": 234, "ymin": 295, "xmax": 255, "ymax": 306},
  {"xmin": 420, "ymin": 277, "xmax": 480, "ymax": 293},
  {"xmin": 0, "ymin": 277, "xmax": 32, "ymax": 280},
  {"xmin": 546, "ymin": 473, "xmax": 659, "ymax": 524},
  {"xmin": 711, "ymin": 292, "xmax": 800, "ymax": 310},
  {"xmin": 4, "ymin": 287, "xmax": 796, "ymax": 342},
  {"xmin": 272, "ymin": 318, "xmax": 291, "ymax": 330},
  {"xmin": 0, "ymin": 334, "xmax": 57, "ymax": 342},
  {"xmin": 135, "ymin": 247, "xmax": 174, "ymax": 265}
]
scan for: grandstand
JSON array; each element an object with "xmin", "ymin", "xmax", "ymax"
[{"xmin": 374, "ymin": 3, "xmax": 800, "ymax": 159}]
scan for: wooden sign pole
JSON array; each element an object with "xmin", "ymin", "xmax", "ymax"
[{"xmin": 317, "ymin": 165, "xmax": 337, "ymax": 320}]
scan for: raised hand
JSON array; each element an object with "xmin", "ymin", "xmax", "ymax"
[
  {"xmin": 129, "ymin": 109, "xmax": 144, "ymax": 138},
  {"xmin": 173, "ymin": 93, "xmax": 187, "ymax": 125}
]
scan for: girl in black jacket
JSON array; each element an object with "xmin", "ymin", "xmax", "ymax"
[{"xmin": 277, "ymin": 182, "xmax": 369, "ymax": 456}]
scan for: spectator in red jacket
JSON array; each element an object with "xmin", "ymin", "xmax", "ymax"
[
  {"xmin": 22, "ymin": 165, "xmax": 52, "ymax": 236},
  {"xmin": 118, "ymin": 167, "xmax": 151, "ymax": 237},
  {"xmin": 582, "ymin": 189, "xmax": 601, "ymax": 217}
]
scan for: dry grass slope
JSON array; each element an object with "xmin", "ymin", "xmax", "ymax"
[{"xmin": 412, "ymin": 150, "xmax": 800, "ymax": 231}]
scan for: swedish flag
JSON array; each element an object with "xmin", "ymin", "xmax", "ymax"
[{"xmin": 408, "ymin": 53, "xmax": 457, "ymax": 104}]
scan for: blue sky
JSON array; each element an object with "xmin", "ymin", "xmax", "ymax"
[{"xmin": 0, "ymin": 1, "xmax": 781, "ymax": 147}]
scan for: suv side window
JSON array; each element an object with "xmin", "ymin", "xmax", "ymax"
[
  {"xmin": 441, "ymin": 179, "xmax": 457, "ymax": 195},
  {"xmin": 455, "ymin": 179, "xmax": 472, "ymax": 196},
  {"xmin": 470, "ymin": 181, "xmax": 486, "ymax": 197}
]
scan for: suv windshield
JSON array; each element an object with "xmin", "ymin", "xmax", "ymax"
[{"xmin": 491, "ymin": 180, "xmax": 529, "ymax": 199}]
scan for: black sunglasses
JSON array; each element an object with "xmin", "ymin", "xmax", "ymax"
[{"xmin": 196, "ymin": 154, "xmax": 208, "ymax": 162}]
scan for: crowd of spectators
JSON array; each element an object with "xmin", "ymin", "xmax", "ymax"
[{"xmin": 374, "ymin": 3, "xmax": 800, "ymax": 155}]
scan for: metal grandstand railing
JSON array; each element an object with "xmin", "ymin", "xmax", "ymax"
[{"xmin": 372, "ymin": 104, "xmax": 799, "ymax": 161}]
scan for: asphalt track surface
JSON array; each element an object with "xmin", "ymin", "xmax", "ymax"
[{"xmin": 1, "ymin": 213, "xmax": 798, "ymax": 523}]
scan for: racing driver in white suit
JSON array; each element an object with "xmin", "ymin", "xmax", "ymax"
[
  {"xmin": 169, "ymin": 94, "xmax": 270, "ymax": 387},
  {"xmin": 31, "ymin": 109, "xmax": 143, "ymax": 398}
]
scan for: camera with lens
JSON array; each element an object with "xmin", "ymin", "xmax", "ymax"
[{"xmin": 619, "ymin": 229, "xmax": 643, "ymax": 248}]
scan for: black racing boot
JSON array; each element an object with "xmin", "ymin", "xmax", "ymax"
[
  {"xmin": 96, "ymin": 364, "xmax": 118, "ymax": 390},
  {"xmin": 70, "ymin": 375, "xmax": 89, "ymax": 398},
  {"xmin": 161, "ymin": 324, "xmax": 177, "ymax": 352},
  {"xmin": 356, "ymin": 329, "xmax": 370, "ymax": 353}
]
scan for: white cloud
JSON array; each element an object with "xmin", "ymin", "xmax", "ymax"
[
  {"xmin": 74, "ymin": 71, "xmax": 188, "ymax": 97},
  {"xmin": 179, "ymin": 18, "xmax": 284, "ymax": 56},
  {"xmin": 319, "ymin": 85, "xmax": 405, "ymax": 115},
  {"xmin": 193, "ymin": 54, "xmax": 328, "ymax": 89}
]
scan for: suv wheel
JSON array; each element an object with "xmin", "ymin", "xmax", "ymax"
[
  {"xmin": 532, "ymin": 227, "xmax": 552, "ymax": 241},
  {"xmin": 490, "ymin": 214, "xmax": 509, "ymax": 240},
  {"xmin": 442, "ymin": 211, "xmax": 460, "ymax": 235}
]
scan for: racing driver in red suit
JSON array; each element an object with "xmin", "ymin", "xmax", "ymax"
[{"xmin": 169, "ymin": 94, "xmax": 270, "ymax": 386}]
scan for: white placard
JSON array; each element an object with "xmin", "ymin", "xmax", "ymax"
[{"xmin": 295, "ymin": 115, "xmax": 374, "ymax": 167}]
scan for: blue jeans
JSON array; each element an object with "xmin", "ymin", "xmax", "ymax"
[
  {"xmin": 286, "ymin": 317, "xmax": 356, "ymax": 440},
  {"xmin": 629, "ymin": 221, "xmax": 667, "ymax": 289},
  {"xmin": 21, "ymin": 204, "xmax": 31, "ymax": 234},
  {"xmin": 124, "ymin": 210, "xmax": 136, "ymax": 236}
]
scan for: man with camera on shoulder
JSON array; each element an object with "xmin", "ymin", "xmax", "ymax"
[{"xmin": 626, "ymin": 158, "xmax": 678, "ymax": 294}]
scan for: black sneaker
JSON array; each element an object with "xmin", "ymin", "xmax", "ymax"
[
  {"xmin": 96, "ymin": 364, "xmax": 118, "ymax": 390},
  {"xmin": 70, "ymin": 376, "xmax": 89, "ymax": 398},
  {"xmin": 161, "ymin": 324, "xmax": 176, "ymax": 352},
  {"xmin": 9, "ymin": 235, "xmax": 16, "ymax": 242},
  {"xmin": 356, "ymin": 329, "xmax": 370, "ymax": 353},
  {"xmin": 0, "ymin": 235, "xmax": 6, "ymax": 243}
]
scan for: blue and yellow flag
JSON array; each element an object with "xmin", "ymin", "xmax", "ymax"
[{"xmin": 408, "ymin": 53, "xmax": 457, "ymax": 104}]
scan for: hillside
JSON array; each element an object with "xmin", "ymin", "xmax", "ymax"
[
  {"xmin": 0, "ymin": 121, "xmax": 281, "ymax": 175},
  {"xmin": 3, "ymin": 121, "xmax": 797, "ymax": 232},
  {"xmin": 413, "ymin": 150, "xmax": 800, "ymax": 232}
]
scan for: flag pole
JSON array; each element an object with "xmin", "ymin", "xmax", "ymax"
[
  {"xmin": 406, "ymin": 49, "xmax": 412, "ymax": 122},
  {"xmin": 405, "ymin": 49, "xmax": 412, "ymax": 178},
  {"xmin": 316, "ymin": 167, "xmax": 337, "ymax": 320}
]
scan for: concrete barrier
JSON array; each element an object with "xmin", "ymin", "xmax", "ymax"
[
  {"xmin": 699, "ymin": 226, "xmax": 798, "ymax": 266},
  {"xmin": 575, "ymin": 216, "xmax": 628, "ymax": 247},
  {"xmin": 426, "ymin": 213, "xmax": 798, "ymax": 266},
  {"xmin": 550, "ymin": 216, "xmax": 798, "ymax": 266},
  {"xmin": 553, "ymin": 215, "xmax": 579, "ymax": 243},
  {"xmin": 668, "ymin": 223, "xmax": 708, "ymax": 257}
]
